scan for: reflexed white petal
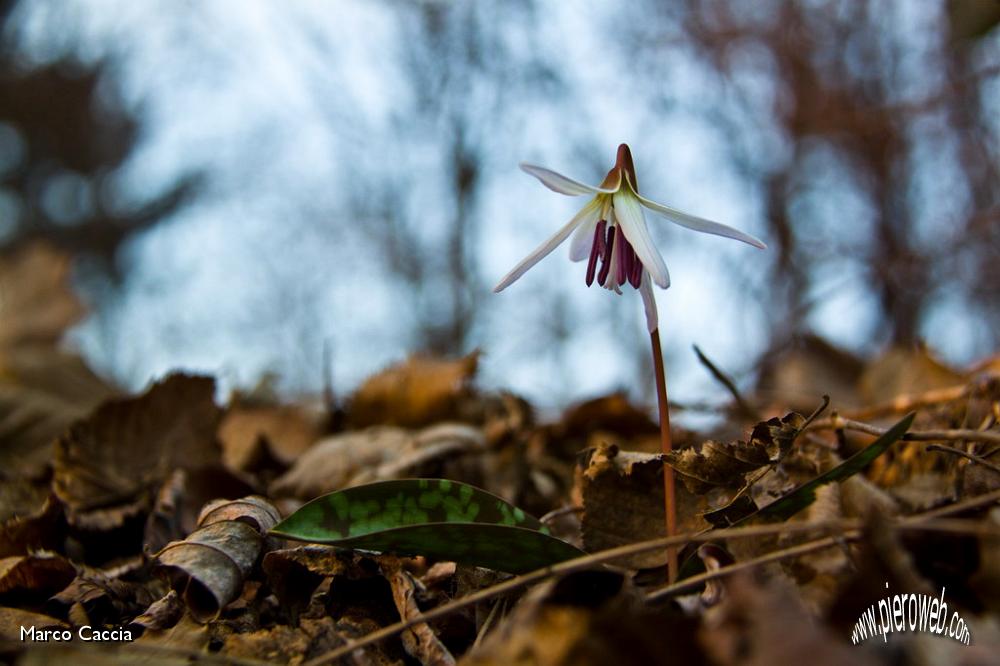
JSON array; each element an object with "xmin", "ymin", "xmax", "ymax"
[
  {"xmin": 567, "ymin": 199, "xmax": 603, "ymax": 262},
  {"xmin": 493, "ymin": 203, "xmax": 598, "ymax": 292},
  {"xmin": 612, "ymin": 190, "xmax": 671, "ymax": 289},
  {"xmin": 636, "ymin": 193, "xmax": 767, "ymax": 249},
  {"xmin": 520, "ymin": 163, "xmax": 618, "ymax": 196},
  {"xmin": 639, "ymin": 271, "xmax": 659, "ymax": 333}
]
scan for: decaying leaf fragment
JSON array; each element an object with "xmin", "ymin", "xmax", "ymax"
[
  {"xmin": 53, "ymin": 373, "xmax": 222, "ymax": 529},
  {"xmin": 665, "ymin": 412, "xmax": 805, "ymax": 494},
  {"xmin": 577, "ymin": 443, "xmax": 708, "ymax": 569},
  {"xmin": 154, "ymin": 495, "xmax": 280, "ymax": 622}
]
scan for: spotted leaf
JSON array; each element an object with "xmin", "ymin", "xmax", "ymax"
[{"xmin": 270, "ymin": 479, "xmax": 586, "ymax": 574}]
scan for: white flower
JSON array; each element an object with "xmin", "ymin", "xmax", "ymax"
[{"xmin": 493, "ymin": 144, "xmax": 766, "ymax": 331}]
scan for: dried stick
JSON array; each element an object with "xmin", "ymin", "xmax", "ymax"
[
  {"xmin": 926, "ymin": 444, "xmax": 1000, "ymax": 476},
  {"xmin": 645, "ymin": 518, "xmax": 1000, "ymax": 602},
  {"xmin": 809, "ymin": 415, "xmax": 1000, "ymax": 446}
]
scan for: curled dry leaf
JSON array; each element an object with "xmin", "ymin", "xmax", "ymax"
[
  {"xmin": 577, "ymin": 443, "xmax": 708, "ymax": 569},
  {"xmin": 143, "ymin": 467, "xmax": 257, "ymax": 555},
  {"xmin": 665, "ymin": 412, "xmax": 805, "ymax": 494},
  {"xmin": 347, "ymin": 351, "xmax": 481, "ymax": 428},
  {"xmin": 53, "ymin": 373, "xmax": 222, "ymax": 529},
  {"xmin": 270, "ymin": 423, "xmax": 485, "ymax": 499},
  {"xmin": 154, "ymin": 495, "xmax": 280, "ymax": 622}
]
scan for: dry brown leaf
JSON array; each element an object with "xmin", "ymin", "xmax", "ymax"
[
  {"xmin": 347, "ymin": 351, "xmax": 480, "ymax": 428},
  {"xmin": 576, "ymin": 443, "xmax": 709, "ymax": 569},
  {"xmin": 128, "ymin": 590, "xmax": 184, "ymax": 634},
  {"xmin": 0, "ymin": 607, "xmax": 68, "ymax": 641},
  {"xmin": 53, "ymin": 373, "xmax": 222, "ymax": 529},
  {"xmin": 262, "ymin": 546, "xmax": 358, "ymax": 620},
  {"xmin": 0, "ymin": 497, "xmax": 64, "ymax": 558},
  {"xmin": 143, "ymin": 467, "xmax": 258, "ymax": 556},
  {"xmin": 0, "ymin": 552, "xmax": 76, "ymax": 603},
  {"xmin": 270, "ymin": 423, "xmax": 485, "ymax": 499},
  {"xmin": 665, "ymin": 412, "xmax": 805, "ymax": 494},
  {"xmin": 154, "ymin": 495, "xmax": 279, "ymax": 622},
  {"xmin": 220, "ymin": 403, "xmax": 325, "ymax": 471}
]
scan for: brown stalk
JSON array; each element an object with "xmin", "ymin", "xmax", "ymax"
[{"xmin": 650, "ymin": 328, "xmax": 677, "ymax": 583}]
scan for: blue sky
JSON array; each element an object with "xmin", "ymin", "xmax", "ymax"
[{"xmin": 7, "ymin": 0, "xmax": 990, "ymax": 419}]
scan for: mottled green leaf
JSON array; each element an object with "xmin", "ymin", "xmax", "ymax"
[
  {"xmin": 744, "ymin": 412, "xmax": 915, "ymax": 524},
  {"xmin": 270, "ymin": 479, "xmax": 586, "ymax": 574}
]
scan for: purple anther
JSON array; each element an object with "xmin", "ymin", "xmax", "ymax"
[
  {"xmin": 616, "ymin": 226, "xmax": 629, "ymax": 287},
  {"xmin": 585, "ymin": 223, "xmax": 603, "ymax": 287},
  {"xmin": 628, "ymin": 248, "xmax": 643, "ymax": 288},
  {"xmin": 594, "ymin": 219, "xmax": 607, "ymax": 256},
  {"xmin": 597, "ymin": 225, "xmax": 616, "ymax": 286}
]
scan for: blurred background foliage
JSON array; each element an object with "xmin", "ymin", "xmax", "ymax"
[{"xmin": 0, "ymin": 0, "xmax": 997, "ymax": 415}]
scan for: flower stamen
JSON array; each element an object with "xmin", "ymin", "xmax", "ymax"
[
  {"xmin": 597, "ymin": 224, "xmax": 616, "ymax": 287},
  {"xmin": 585, "ymin": 219, "xmax": 606, "ymax": 287}
]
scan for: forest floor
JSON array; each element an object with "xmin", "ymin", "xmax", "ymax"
[{"xmin": 2, "ymin": 242, "xmax": 999, "ymax": 666}]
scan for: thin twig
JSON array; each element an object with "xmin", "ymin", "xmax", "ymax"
[
  {"xmin": 809, "ymin": 415, "xmax": 1000, "ymax": 446},
  {"xmin": 927, "ymin": 444, "xmax": 1000, "ymax": 476},
  {"xmin": 645, "ymin": 518, "xmax": 1000, "ymax": 602},
  {"xmin": 650, "ymin": 328, "xmax": 677, "ymax": 583},
  {"xmin": 302, "ymin": 488, "xmax": 1000, "ymax": 666},
  {"xmin": 646, "ymin": 534, "xmax": 843, "ymax": 601},
  {"xmin": 692, "ymin": 344, "xmax": 758, "ymax": 420}
]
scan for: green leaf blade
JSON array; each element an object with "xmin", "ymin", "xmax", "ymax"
[{"xmin": 269, "ymin": 479, "xmax": 586, "ymax": 574}]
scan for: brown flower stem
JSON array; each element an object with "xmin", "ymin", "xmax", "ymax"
[{"xmin": 650, "ymin": 327, "xmax": 677, "ymax": 583}]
